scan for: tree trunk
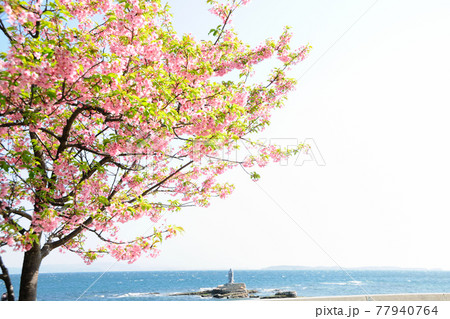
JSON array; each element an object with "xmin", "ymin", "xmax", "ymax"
[
  {"xmin": 18, "ymin": 242, "xmax": 42, "ymax": 301},
  {"xmin": 0, "ymin": 255, "xmax": 15, "ymax": 301}
]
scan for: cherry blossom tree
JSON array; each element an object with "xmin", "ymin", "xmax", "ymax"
[{"xmin": 0, "ymin": 0, "xmax": 310, "ymax": 300}]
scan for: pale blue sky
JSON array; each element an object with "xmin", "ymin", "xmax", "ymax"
[{"xmin": 3, "ymin": 0, "xmax": 450, "ymax": 272}]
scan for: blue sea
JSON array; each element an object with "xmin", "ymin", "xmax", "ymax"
[{"xmin": 8, "ymin": 270, "xmax": 450, "ymax": 301}]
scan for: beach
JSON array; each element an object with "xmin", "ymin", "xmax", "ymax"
[{"xmin": 283, "ymin": 293, "xmax": 450, "ymax": 301}]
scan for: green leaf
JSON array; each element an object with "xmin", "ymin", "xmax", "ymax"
[
  {"xmin": 46, "ymin": 89, "xmax": 57, "ymax": 99},
  {"xmin": 0, "ymin": 160, "xmax": 9, "ymax": 172},
  {"xmin": 98, "ymin": 196, "xmax": 110, "ymax": 206},
  {"xmin": 250, "ymin": 172, "xmax": 261, "ymax": 181}
]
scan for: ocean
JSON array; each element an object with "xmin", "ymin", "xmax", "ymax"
[{"xmin": 7, "ymin": 270, "xmax": 450, "ymax": 301}]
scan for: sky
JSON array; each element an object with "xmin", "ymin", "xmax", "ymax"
[{"xmin": 3, "ymin": 0, "xmax": 450, "ymax": 273}]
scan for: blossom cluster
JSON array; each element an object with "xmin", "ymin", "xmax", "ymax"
[{"xmin": 0, "ymin": 0, "xmax": 309, "ymax": 264}]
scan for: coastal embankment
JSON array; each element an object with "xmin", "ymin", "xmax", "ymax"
[{"xmin": 278, "ymin": 293, "xmax": 450, "ymax": 301}]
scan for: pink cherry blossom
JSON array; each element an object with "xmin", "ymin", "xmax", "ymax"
[{"xmin": 0, "ymin": 0, "xmax": 310, "ymax": 300}]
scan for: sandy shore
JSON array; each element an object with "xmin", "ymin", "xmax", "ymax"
[{"xmin": 275, "ymin": 293, "xmax": 450, "ymax": 301}]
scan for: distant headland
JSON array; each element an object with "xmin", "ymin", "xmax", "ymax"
[{"xmin": 261, "ymin": 265, "xmax": 442, "ymax": 271}]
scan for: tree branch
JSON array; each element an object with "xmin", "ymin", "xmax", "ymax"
[
  {"xmin": 127, "ymin": 160, "xmax": 193, "ymax": 204},
  {"xmin": 50, "ymin": 156, "xmax": 113, "ymax": 205},
  {"xmin": 0, "ymin": 255, "xmax": 15, "ymax": 301},
  {"xmin": 0, "ymin": 19, "xmax": 14, "ymax": 43},
  {"xmin": 55, "ymin": 103, "xmax": 118, "ymax": 159},
  {"xmin": 3, "ymin": 206, "xmax": 32, "ymax": 221},
  {"xmin": 43, "ymin": 216, "xmax": 93, "ymax": 257},
  {"xmin": 0, "ymin": 121, "xmax": 25, "ymax": 128},
  {"xmin": 0, "ymin": 210, "xmax": 27, "ymax": 235},
  {"xmin": 213, "ymin": 9, "xmax": 233, "ymax": 46}
]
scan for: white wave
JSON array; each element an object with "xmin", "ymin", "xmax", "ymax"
[
  {"xmin": 111, "ymin": 292, "xmax": 159, "ymax": 298},
  {"xmin": 321, "ymin": 282, "xmax": 347, "ymax": 286},
  {"xmin": 259, "ymin": 288, "xmax": 281, "ymax": 293},
  {"xmin": 321, "ymin": 280, "xmax": 363, "ymax": 286},
  {"xmin": 164, "ymin": 291, "xmax": 213, "ymax": 299}
]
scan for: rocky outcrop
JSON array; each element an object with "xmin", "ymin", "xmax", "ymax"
[
  {"xmin": 170, "ymin": 283, "xmax": 251, "ymax": 299},
  {"xmin": 169, "ymin": 282, "xmax": 300, "ymax": 300},
  {"xmin": 260, "ymin": 290, "xmax": 298, "ymax": 299},
  {"xmin": 211, "ymin": 283, "xmax": 249, "ymax": 299}
]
